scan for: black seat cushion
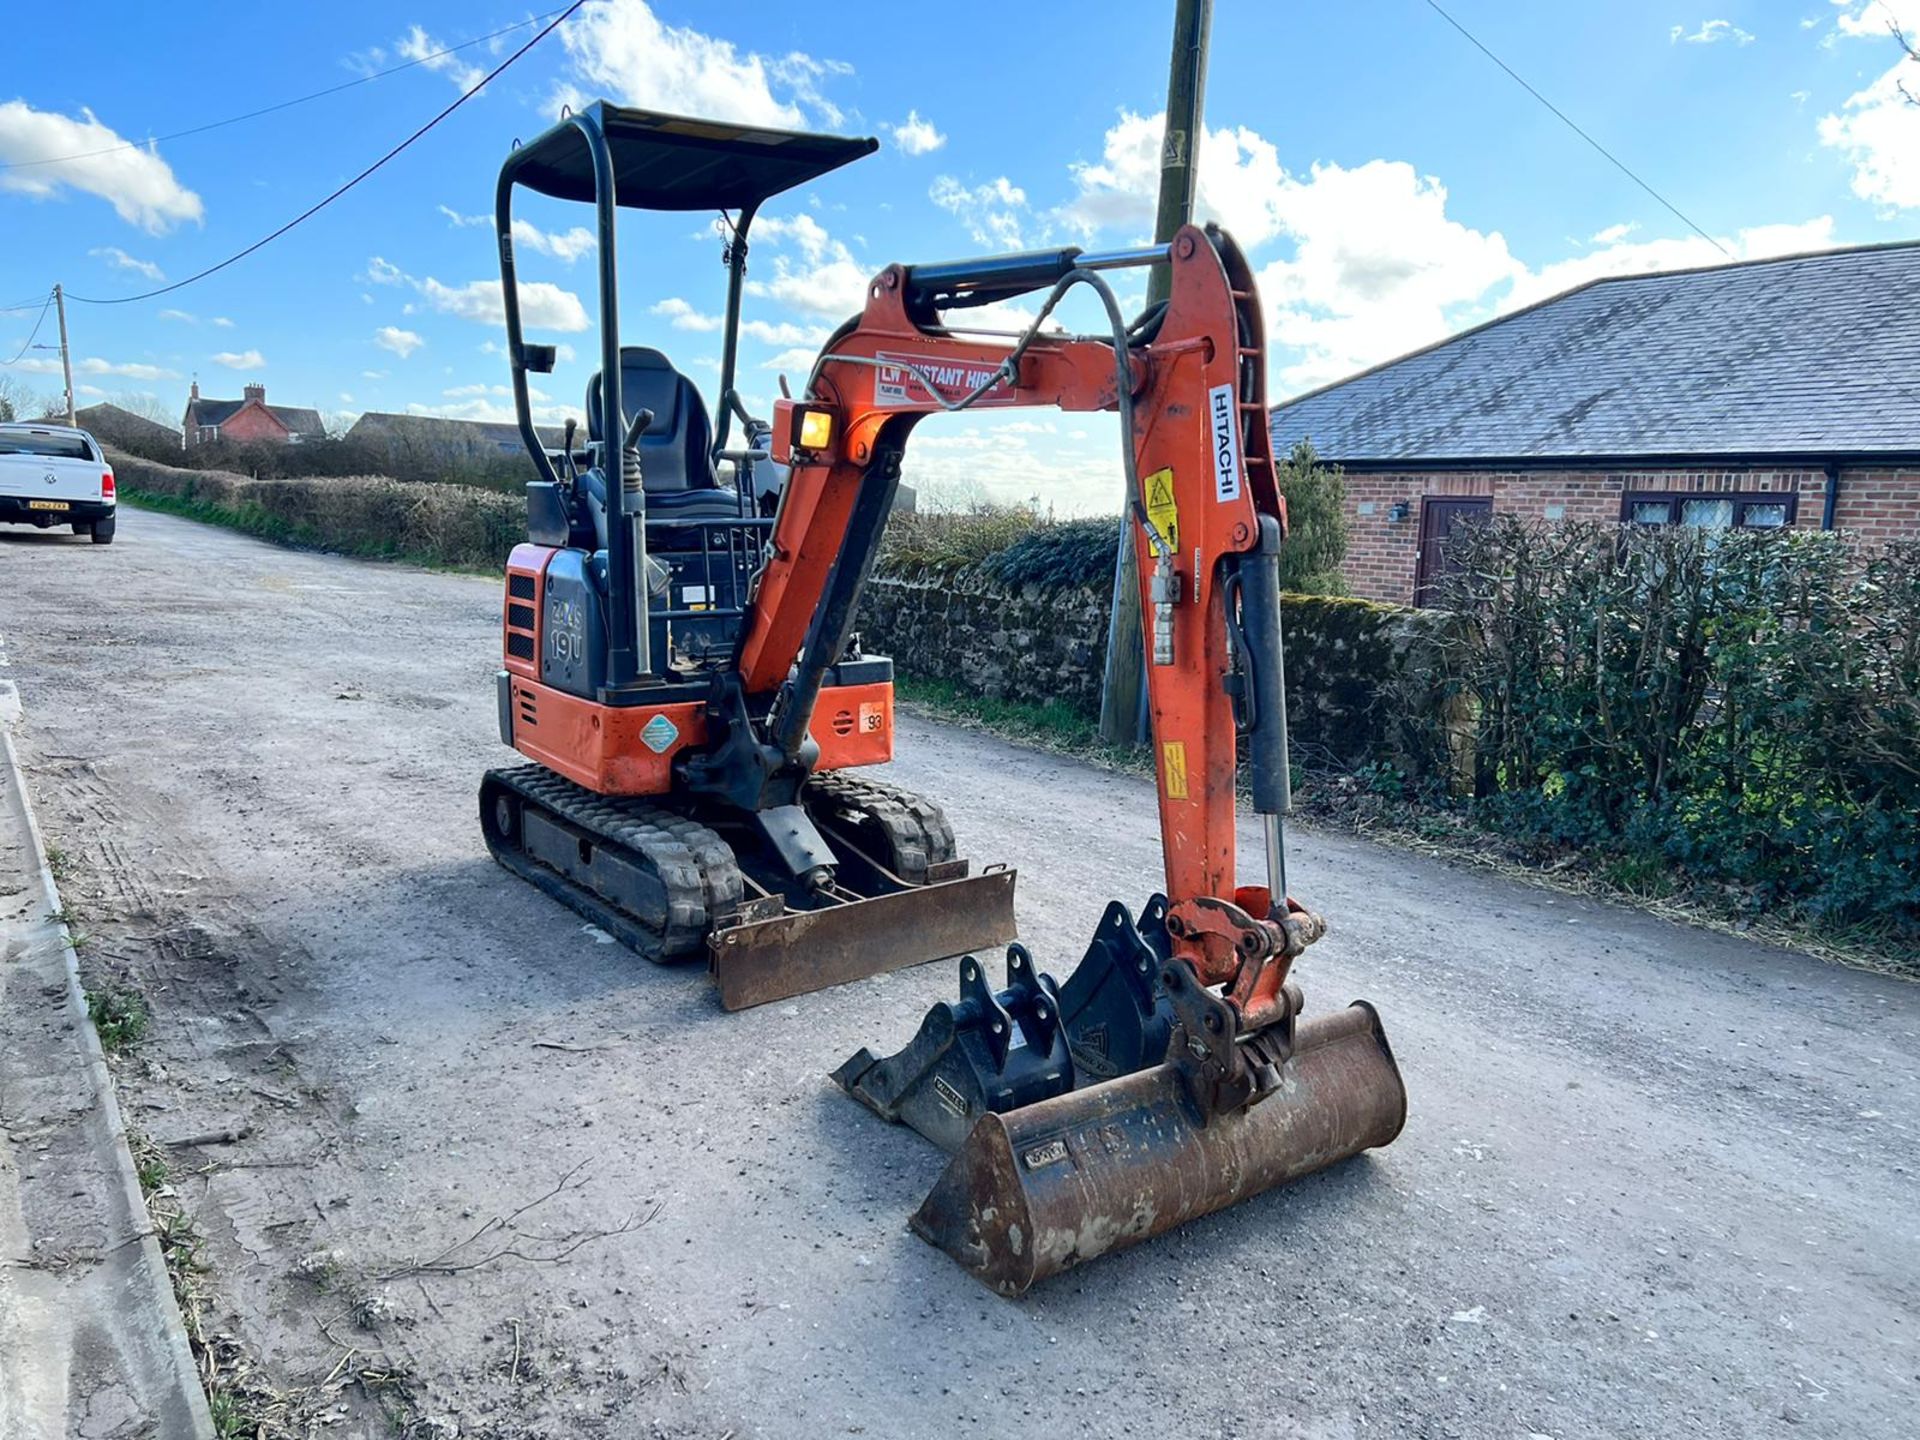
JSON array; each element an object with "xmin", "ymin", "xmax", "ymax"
[{"xmin": 586, "ymin": 346, "xmax": 716, "ymax": 493}]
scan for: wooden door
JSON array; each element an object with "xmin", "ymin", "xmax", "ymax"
[{"xmin": 1413, "ymin": 496, "xmax": 1491, "ymax": 607}]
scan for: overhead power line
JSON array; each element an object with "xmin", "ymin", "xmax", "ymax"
[
  {"xmin": 1, "ymin": 290, "xmax": 55, "ymax": 365},
  {"xmin": 0, "ymin": 8, "xmax": 572, "ymax": 173},
  {"xmin": 67, "ymin": 2, "xmax": 583, "ymax": 307},
  {"xmin": 1421, "ymin": 0, "xmax": 1733, "ymax": 259}
]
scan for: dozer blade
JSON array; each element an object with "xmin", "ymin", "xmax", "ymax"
[
  {"xmin": 909, "ymin": 1001, "xmax": 1406, "ymax": 1296},
  {"xmin": 710, "ymin": 866, "xmax": 1017, "ymax": 1011}
]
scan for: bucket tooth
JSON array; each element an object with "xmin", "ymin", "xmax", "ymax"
[
  {"xmin": 831, "ymin": 945, "xmax": 1074, "ymax": 1153},
  {"xmin": 909, "ymin": 1001, "xmax": 1408, "ymax": 1296},
  {"xmin": 1053, "ymin": 896, "xmax": 1176, "ymax": 1083}
]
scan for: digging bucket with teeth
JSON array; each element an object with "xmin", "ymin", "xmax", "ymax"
[{"xmin": 834, "ymin": 897, "xmax": 1406, "ymax": 1295}]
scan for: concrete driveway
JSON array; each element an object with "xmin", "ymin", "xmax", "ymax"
[{"xmin": 1, "ymin": 509, "xmax": 1915, "ymax": 1438}]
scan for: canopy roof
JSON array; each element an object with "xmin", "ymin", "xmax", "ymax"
[{"xmin": 506, "ymin": 102, "xmax": 878, "ymax": 212}]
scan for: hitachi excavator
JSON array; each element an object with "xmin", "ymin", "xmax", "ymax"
[{"xmin": 481, "ymin": 102, "xmax": 1405, "ymax": 1292}]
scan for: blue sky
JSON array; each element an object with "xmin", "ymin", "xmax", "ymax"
[{"xmin": 3, "ymin": 1, "xmax": 1917, "ymax": 512}]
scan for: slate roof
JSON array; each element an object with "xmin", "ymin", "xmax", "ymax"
[
  {"xmin": 346, "ymin": 412, "xmax": 567, "ymax": 453},
  {"xmin": 187, "ymin": 395, "xmax": 325, "ymax": 437},
  {"xmin": 1269, "ymin": 241, "xmax": 1920, "ymax": 466},
  {"xmin": 74, "ymin": 402, "xmax": 181, "ymax": 448}
]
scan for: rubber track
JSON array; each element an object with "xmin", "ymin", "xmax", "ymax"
[
  {"xmin": 804, "ymin": 773, "xmax": 958, "ymax": 885},
  {"xmin": 483, "ymin": 765, "xmax": 741, "ymax": 962}
]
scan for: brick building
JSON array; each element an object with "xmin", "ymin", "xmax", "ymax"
[
  {"xmin": 1269, "ymin": 242, "xmax": 1920, "ymax": 605},
  {"xmin": 182, "ymin": 381, "xmax": 324, "ymax": 448}
]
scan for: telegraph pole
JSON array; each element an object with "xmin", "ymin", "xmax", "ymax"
[
  {"xmin": 53, "ymin": 283, "xmax": 75, "ymax": 425},
  {"xmin": 1097, "ymin": 0, "xmax": 1213, "ymax": 744}
]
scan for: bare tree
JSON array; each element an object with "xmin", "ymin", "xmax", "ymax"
[{"xmin": 1894, "ymin": 18, "xmax": 1919, "ymax": 105}]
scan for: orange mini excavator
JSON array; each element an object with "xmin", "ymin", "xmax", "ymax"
[{"xmin": 481, "ymin": 103, "xmax": 1405, "ymax": 1289}]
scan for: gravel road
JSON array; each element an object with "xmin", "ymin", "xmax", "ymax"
[{"xmin": 2, "ymin": 508, "xmax": 1915, "ymax": 1439}]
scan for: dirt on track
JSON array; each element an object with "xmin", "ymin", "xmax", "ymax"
[{"xmin": 2, "ymin": 509, "xmax": 1916, "ymax": 1439}]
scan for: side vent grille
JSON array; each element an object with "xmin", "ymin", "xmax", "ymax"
[
  {"xmin": 517, "ymin": 689, "xmax": 538, "ymax": 728},
  {"xmin": 831, "ymin": 708, "xmax": 855, "ymax": 737},
  {"xmin": 504, "ymin": 572, "xmax": 539, "ymax": 668}
]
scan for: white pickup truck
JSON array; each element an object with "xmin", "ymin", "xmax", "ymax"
[{"xmin": 0, "ymin": 422, "xmax": 115, "ymax": 544}]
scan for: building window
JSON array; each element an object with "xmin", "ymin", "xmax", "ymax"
[{"xmin": 1623, "ymin": 493, "xmax": 1797, "ymax": 530}]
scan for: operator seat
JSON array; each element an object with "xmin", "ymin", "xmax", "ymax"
[{"xmin": 585, "ymin": 347, "xmax": 743, "ymax": 519}]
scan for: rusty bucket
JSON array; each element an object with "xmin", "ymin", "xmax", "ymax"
[{"xmin": 908, "ymin": 1001, "xmax": 1406, "ymax": 1296}]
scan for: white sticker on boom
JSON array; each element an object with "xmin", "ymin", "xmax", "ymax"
[{"xmin": 1208, "ymin": 381, "xmax": 1242, "ymax": 502}]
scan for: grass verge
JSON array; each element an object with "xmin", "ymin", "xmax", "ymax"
[{"xmin": 895, "ymin": 678, "xmax": 1918, "ymax": 980}]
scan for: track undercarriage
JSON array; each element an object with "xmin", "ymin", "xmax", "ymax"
[{"xmin": 479, "ymin": 765, "xmax": 1016, "ymax": 1008}]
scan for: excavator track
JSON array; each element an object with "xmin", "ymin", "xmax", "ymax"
[
  {"xmin": 480, "ymin": 764, "xmax": 744, "ymax": 963},
  {"xmin": 802, "ymin": 772, "xmax": 957, "ymax": 884}
]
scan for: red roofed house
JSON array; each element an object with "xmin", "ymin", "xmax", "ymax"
[{"xmin": 182, "ymin": 381, "xmax": 325, "ymax": 449}]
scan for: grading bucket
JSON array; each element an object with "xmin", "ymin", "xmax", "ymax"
[{"xmin": 909, "ymin": 1001, "xmax": 1406, "ymax": 1295}]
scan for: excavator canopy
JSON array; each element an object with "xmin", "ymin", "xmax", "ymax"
[{"xmin": 505, "ymin": 102, "xmax": 879, "ymax": 212}]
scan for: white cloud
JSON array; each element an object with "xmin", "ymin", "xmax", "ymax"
[
  {"xmin": 741, "ymin": 317, "xmax": 829, "ymax": 347},
  {"xmin": 0, "ymin": 101, "xmax": 203, "ymax": 233},
  {"xmin": 1832, "ymin": 1, "xmax": 1920, "ymax": 41},
  {"xmin": 211, "ymin": 316, "xmax": 234, "ymax": 328},
  {"xmin": 1051, "ymin": 108, "xmax": 1846, "ymax": 392},
  {"xmin": 375, "ymin": 325, "xmax": 425, "ymax": 358},
  {"xmin": 367, "ymin": 255, "xmax": 591, "ymax": 331},
  {"xmin": 889, "ymin": 110, "xmax": 946, "ymax": 155},
  {"xmin": 745, "ymin": 214, "xmax": 872, "ymax": 318},
  {"xmin": 554, "ymin": 1, "xmax": 849, "ymax": 127},
  {"xmin": 340, "ymin": 392, "xmax": 354, "ymax": 404},
  {"xmin": 362, "ymin": 369, "xmax": 389, "ymax": 380},
  {"xmin": 1252, "ymin": 159, "xmax": 1521, "ymax": 389},
  {"xmin": 651, "ymin": 297, "xmax": 723, "ymax": 332},
  {"xmin": 408, "ymin": 395, "xmax": 571, "ymax": 425},
  {"xmin": 442, "ymin": 206, "xmax": 596, "ymax": 263},
  {"xmin": 1818, "ymin": 9, "xmax": 1920, "ymax": 207},
  {"xmin": 396, "ymin": 25, "xmax": 487, "ymax": 91},
  {"xmin": 511, "ymin": 219, "xmax": 597, "ymax": 263},
  {"xmin": 418, "ymin": 277, "xmax": 590, "ymax": 331},
  {"xmin": 1061, "ymin": 110, "xmax": 1292, "ymax": 248},
  {"xmin": 77, "ymin": 357, "xmax": 179, "ymax": 381},
  {"xmin": 210, "ymin": 350, "xmax": 266, "ymax": 370},
  {"xmin": 930, "ymin": 176, "xmax": 1028, "ymax": 249},
  {"xmin": 1670, "ymin": 19, "xmax": 1756, "ymax": 45},
  {"xmin": 761, "ymin": 346, "xmax": 819, "ymax": 373},
  {"xmin": 89, "ymin": 246, "xmax": 164, "ymax": 281},
  {"xmin": 157, "ymin": 308, "xmax": 195, "ymax": 323}
]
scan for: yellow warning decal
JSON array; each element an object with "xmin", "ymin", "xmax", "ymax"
[
  {"xmin": 1162, "ymin": 740, "xmax": 1189, "ymax": 800},
  {"xmin": 1143, "ymin": 467, "xmax": 1179, "ymax": 551}
]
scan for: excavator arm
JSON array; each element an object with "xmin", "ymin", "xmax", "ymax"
[
  {"xmin": 809, "ymin": 226, "xmax": 1408, "ymax": 1293},
  {"xmin": 757, "ymin": 225, "xmax": 1307, "ymax": 1036}
]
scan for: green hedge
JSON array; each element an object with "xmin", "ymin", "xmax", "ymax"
[
  {"xmin": 1432, "ymin": 517, "xmax": 1920, "ymax": 940},
  {"xmin": 107, "ymin": 447, "xmax": 523, "ymax": 570}
]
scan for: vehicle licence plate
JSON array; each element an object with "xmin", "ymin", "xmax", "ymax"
[{"xmin": 27, "ymin": 500, "xmax": 69, "ymax": 511}]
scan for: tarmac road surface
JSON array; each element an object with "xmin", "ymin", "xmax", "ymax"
[{"xmin": 2, "ymin": 508, "xmax": 1915, "ymax": 1438}]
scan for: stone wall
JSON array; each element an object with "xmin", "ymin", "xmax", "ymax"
[
  {"xmin": 860, "ymin": 566, "xmax": 1456, "ymax": 775},
  {"xmin": 861, "ymin": 571, "xmax": 1113, "ymax": 716}
]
